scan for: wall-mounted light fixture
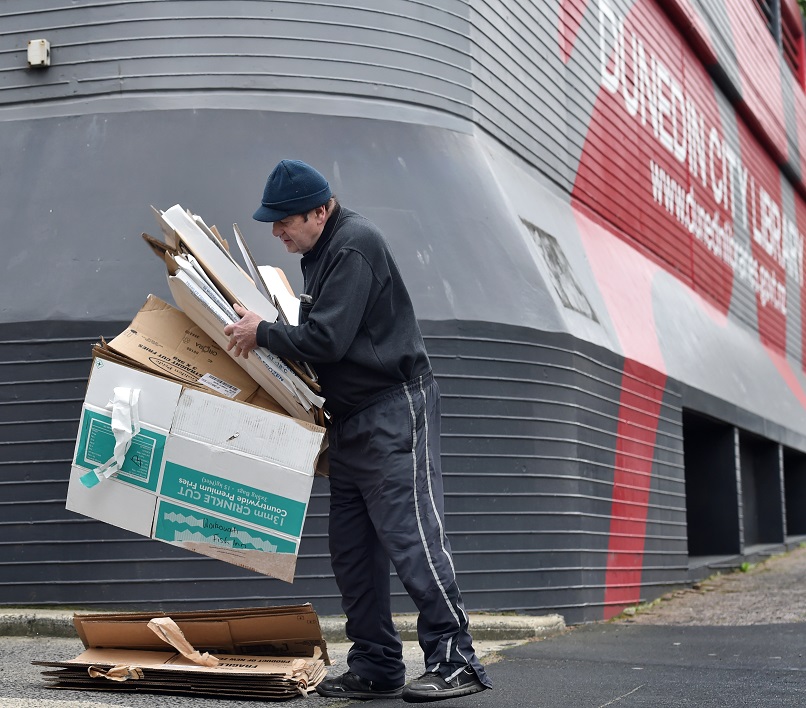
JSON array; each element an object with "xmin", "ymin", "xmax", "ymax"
[{"xmin": 27, "ymin": 39, "xmax": 51, "ymax": 68}]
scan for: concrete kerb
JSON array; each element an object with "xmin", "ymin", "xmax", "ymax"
[
  {"xmin": 0, "ymin": 610, "xmax": 77, "ymax": 639},
  {"xmin": 323, "ymin": 613, "xmax": 567, "ymax": 643},
  {"xmin": 0, "ymin": 609, "xmax": 566, "ymax": 643}
]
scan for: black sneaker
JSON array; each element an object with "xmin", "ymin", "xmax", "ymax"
[
  {"xmin": 402, "ymin": 666, "xmax": 488, "ymax": 703},
  {"xmin": 315, "ymin": 670, "xmax": 404, "ymax": 700}
]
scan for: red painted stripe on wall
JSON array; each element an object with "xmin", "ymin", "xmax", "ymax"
[
  {"xmin": 764, "ymin": 343, "xmax": 806, "ymax": 409},
  {"xmin": 573, "ymin": 207, "xmax": 669, "ymax": 619},
  {"xmin": 603, "ymin": 359, "xmax": 668, "ymax": 619},
  {"xmin": 558, "ymin": 0, "xmax": 591, "ymax": 63}
]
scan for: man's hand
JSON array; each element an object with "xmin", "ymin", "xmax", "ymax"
[{"xmin": 224, "ymin": 304, "xmax": 263, "ymax": 359}]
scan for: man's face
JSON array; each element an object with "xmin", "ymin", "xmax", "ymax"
[{"xmin": 272, "ymin": 209, "xmax": 324, "ymax": 254}]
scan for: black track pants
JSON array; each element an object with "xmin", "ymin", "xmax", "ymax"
[{"xmin": 327, "ymin": 372, "xmax": 491, "ymax": 688}]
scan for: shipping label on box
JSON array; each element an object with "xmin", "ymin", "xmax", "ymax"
[{"xmin": 66, "ymin": 357, "xmax": 326, "ymax": 582}]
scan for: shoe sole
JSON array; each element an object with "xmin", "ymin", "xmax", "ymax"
[
  {"xmin": 402, "ymin": 682, "xmax": 488, "ymax": 703},
  {"xmin": 315, "ymin": 687, "xmax": 403, "ymax": 700}
]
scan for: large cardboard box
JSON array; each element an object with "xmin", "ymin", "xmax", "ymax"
[
  {"xmin": 66, "ymin": 357, "xmax": 326, "ymax": 582},
  {"xmin": 33, "ymin": 605, "xmax": 329, "ymax": 700}
]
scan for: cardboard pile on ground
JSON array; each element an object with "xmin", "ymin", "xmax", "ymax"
[
  {"xmin": 33, "ymin": 605, "xmax": 329, "ymax": 700},
  {"xmin": 146, "ymin": 204, "xmax": 324, "ymax": 425}
]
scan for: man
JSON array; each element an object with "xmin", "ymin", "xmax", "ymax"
[{"xmin": 224, "ymin": 159, "xmax": 491, "ymax": 702}]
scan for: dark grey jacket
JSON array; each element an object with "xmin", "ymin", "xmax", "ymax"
[{"xmin": 257, "ymin": 204, "xmax": 430, "ymax": 418}]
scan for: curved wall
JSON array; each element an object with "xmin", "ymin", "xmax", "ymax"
[{"xmin": 5, "ymin": 1, "xmax": 806, "ymax": 370}]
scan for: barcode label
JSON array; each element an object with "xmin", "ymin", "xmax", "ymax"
[{"xmin": 197, "ymin": 373, "xmax": 240, "ymax": 399}]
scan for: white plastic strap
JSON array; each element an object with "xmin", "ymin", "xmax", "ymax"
[{"xmin": 79, "ymin": 387, "xmax": 141, "ymax": 488}]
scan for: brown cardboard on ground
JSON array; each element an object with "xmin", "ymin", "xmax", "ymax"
[
  {"xmin": 107, "ymin": 294, "xmax": 260, "ymax": 403},
  {"xmin": 33, "ymin": 605, "xmax": 329, "ymax": 700},
  {"xmin": 71, "ymin": 605, "xmax": 330, "ymax": 662},
  {"xmin": 34, "ymin": 652, "xmax": 326, "ymax": 699}
]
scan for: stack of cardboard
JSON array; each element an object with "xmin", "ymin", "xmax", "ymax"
[
  {"xmin": 96, "ymin": 293, "xmax": 284, "ymax": 412},
  {"xmin": 33, "ymin": 605, "xmax": 329, "ymax": 700},
  {"xmin": 148, "ymin": 204, "xmax": 324, "ymax": 424},
  {"xmin": 65, "ymin": 205, "xmax": 329, "ymax": 583}
]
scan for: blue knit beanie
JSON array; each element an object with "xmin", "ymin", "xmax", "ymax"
[{"xmin": 253, "ymin": 159, "xmax": 332, "ymax": 222}]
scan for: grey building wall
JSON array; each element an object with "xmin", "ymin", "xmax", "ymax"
[{"xmin": 1, "ymin": 0, "xmax": 805, "ymax": 623}]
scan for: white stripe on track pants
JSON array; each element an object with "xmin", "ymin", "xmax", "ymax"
[{"xmin": 327, "ymin": 372, "xmax": 491, "ymax": 689}]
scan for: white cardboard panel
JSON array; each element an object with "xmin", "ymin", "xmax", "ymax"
[
  {"xmin": 161, "ymin": 205, "xmax": 279, "ymax": 323},
  {"xmin": 84, "ymin": 358, "xmax": 183, "ymax": 431},
  {"xmin": 66, "ymin": 466, "xmax": 157, "ymax": 538},
  {"xmin": 164, "ymin": 434, "xmax": 315, "ymax": 507},
  {"xmin": 167, "ymin": 275, "xmax": 308, "ymax": 420},
  {"xmin": 66, "ymin": 358, "xmax": 319, "ymax": 580},
  {"xmin": 172, "ymin": 389, "xmax": 324, "ymax": 474}
]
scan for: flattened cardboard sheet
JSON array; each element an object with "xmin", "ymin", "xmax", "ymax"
[
  {"xmin": 107, "ymin": 294, "xmax": 260, "ymax": 403},
  {"xmin": 33, "ymin": 605, "xmax": 330, "ymax": 701},
  {"xmin": 72, "ymin": 604, "xmax": 329, "ymax": 663}
]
